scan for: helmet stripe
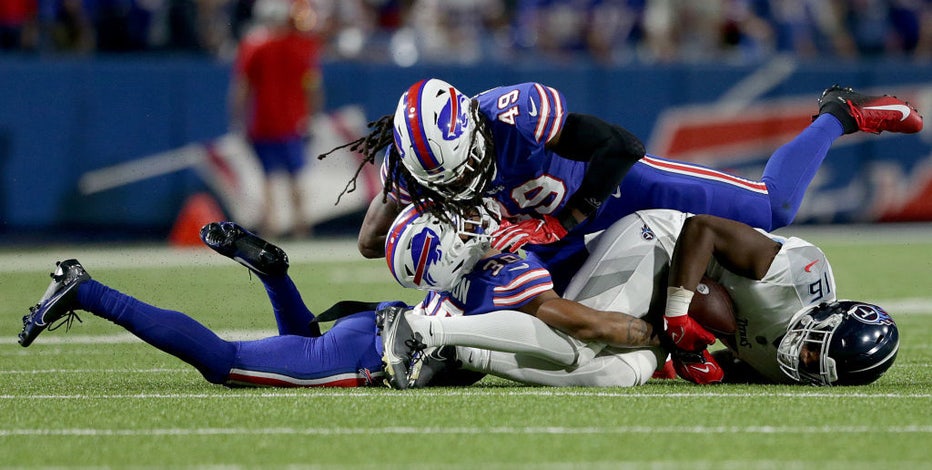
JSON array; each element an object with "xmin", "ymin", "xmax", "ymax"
[
  {"xmin": 404, "ymin": 80, "xmax": 442, "ymax": 171},
  {"xmin": 412, "ymin": 232, "xmax": 435, "ymax": 286},
  {"xmin": 385, "ymin": 206, "xmax": 421, "ymax": 282},
  {"xmin": 448, "ymin": 87, "xmax": 459, "ymax": 136}
]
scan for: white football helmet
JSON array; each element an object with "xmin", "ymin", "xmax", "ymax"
[
  {"xmin": 385, "ymin": 199, "xmax": 501, "ymax": 291},
  {"xmin": 392, "ymin": 79, "xmax": 494, "ymax": 201}
]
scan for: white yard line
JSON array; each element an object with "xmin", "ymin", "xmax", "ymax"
[{"xmin": 0, "ymin": 425, "xmax": 929, "ymax": 437}]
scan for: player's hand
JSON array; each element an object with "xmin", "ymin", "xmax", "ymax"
[
  {"xmin": 491, "ymin": 215, "xmax": 568, "ymax": 252},
  {"xmin": 663, "ymin": 314, "xmax": 716, "ymax": 351}
]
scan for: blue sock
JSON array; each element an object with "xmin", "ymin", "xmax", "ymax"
[
  {"xmin": 258, "ymin": 274, "xmax": 318, "ymax": 336},
  {"xmin": 761, "ymin": 114, "xmax": 844, "ymax": 228},
  {"xmin": 77, "ymin": 280, "xmax": 236, "ymax": 384}
]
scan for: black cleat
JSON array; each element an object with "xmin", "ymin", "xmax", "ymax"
[
  {"xmin": 407, "ymin": 345, "xmax": 459, "ymax": 388},
  {"xmin": 377, "ymin": 306, "xmax": 426, "ymax": 390},
  {"xmin": 200, "ymin": 222, "xmax": 289, "ymax": 277},
  {"xmin": 19, "ymin": 259, "xmax": 90, "ymax": 347}
]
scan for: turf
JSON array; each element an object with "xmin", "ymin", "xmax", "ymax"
[{"xmin": 2, "ymin": 234, "xmax": 930, "ymax": 469}]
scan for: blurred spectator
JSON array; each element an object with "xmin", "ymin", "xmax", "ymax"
[
  {"xmin": 3, "ymin": 0, "xmax": 932, "ymax": 64},
  {"xmin": 767, "ymin": 0, "xmax": 858, "ymax": 59},
  {"xmin": 0, "ymin": 0, "xmax": 39, "ymax": 51},
  {"xmin": 229, "ymin": 0, "xmax": 324, "ymax": 237},
  {"xmin": 39, "ymin": 0, "xmax": 95, "ymax": 53}
]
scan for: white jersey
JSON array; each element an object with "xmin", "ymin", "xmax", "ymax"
[{"xmin": 563, "ymin": 209, "xmax": 837, "ymax": 383}]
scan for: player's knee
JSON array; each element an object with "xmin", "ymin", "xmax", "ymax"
[{"xmin": 769, "ymin": 203, "xmax": 796, "ymax": 231}]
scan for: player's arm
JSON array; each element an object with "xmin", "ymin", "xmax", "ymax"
[
  {"xmin": 358, "ymin": 196, "xmax": 402, "ymax": 258},
  {"xmin": 547, "ymin": 113, "xmax": 645, "ymax": 230},
  {"xmin": 664, "ymin": 214, "xmax": 781, "ymax": 350},
  {"xmin": 521, "ymin": 289, "xmax": 660, "ymax": 348},
  {"xmin": 669, "ymin": 214, "xmax": 781, "ymax": 290}
]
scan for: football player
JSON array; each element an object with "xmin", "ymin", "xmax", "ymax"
[
  {"xmin": 381, "ymin": 202, "xmax": 900, "ymax": 387},
  {"xmin": 322, "ymin": 80, "xmax": 922, "ymax": 293},
  {"xmin": 18, "ymin": 222, "xmax": 394, "ymax": 388},
  {"xmin": 380, "ymin": 201, "xmax": 669, "ymax": 389}
]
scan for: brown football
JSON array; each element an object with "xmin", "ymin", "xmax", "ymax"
[{"xmin": 688, "ymin": 276, "xmax": 737, "ymax": 336}]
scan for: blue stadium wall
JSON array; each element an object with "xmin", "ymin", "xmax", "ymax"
[{"xmin": 2, "ymin": 57, "xmax": 931, "ymax": 241}]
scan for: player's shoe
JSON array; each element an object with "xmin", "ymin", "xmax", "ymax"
[
  {"xmin": 377, "ymin": 306, "xmax": 426, "ymax": 390},
  {"xmin": 671, "ymin": 348, "xmax": 724, "ymax": 385},
  {"xmin": 407, "ymin": 345, "xmax": 458, "ymax": 388},
  {"xmin": 200, "ymin": 222, "xmax": 289, "ymax": 277},
  {"xmin": 18, "ymin": 259, "xmax": 90, "ymax": 347},
  {"xmin": 816, "ymin": 85, "xmax": 923, "ymax": 134}
]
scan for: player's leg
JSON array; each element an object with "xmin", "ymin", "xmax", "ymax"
[
  {"xmin": 601, "ymin": 86, "xmax": 922, "ymax": 232},
  {"xmin": 229, "ymin": 311, "xmax": 384, "ymax": 387},
  {"xmin": 283, "ymin": 136, "xmax": 311, "ymax": 237},
  {"xmin": 382, "ymin": 308, "xmax": 598, "ymax": 369},
  {"xmin": 200, "ymin": 221, "xmax": 317, "ymax": 336},
  {"xmin": 75, "ymin": 279, "xmax": 238, "ymax": 383},
  {"xmin": 459, "ymin": 346, "xmax": 661, "ymax": 387}
]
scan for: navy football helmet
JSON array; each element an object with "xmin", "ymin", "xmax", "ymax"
[{"xmin": 777, "ymin": 300, "xmax": 899, "ymax": 386}]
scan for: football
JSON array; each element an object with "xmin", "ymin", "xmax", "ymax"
[{"xmin": 689, "ymin": 276, "xmax": 737, "ymax": 336}]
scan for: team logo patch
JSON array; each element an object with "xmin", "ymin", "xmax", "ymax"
[
  {"xmin": 641, "ymin": 224, "xmax": 655, "ymax": 240},
  {"xmin": 848, "ymin": 303, "xmax": 895, "ymax": 326},
  {"xmin": 411, "ymin": 227, "xmax": 443, "ymax": 287}
]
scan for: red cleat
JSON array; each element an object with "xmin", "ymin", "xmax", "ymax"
[
  {"xmin": 816, "ymin": 85, "xmax": 923, "ymax": 135},
  {"xmin": 672, "ymin": 349, "xmax": 724, "ymax": 385}
]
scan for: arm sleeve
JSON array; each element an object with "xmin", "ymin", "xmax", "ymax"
[{"xmin": 550, "ymin": 113, "xmax": 645, "ymax": 222}]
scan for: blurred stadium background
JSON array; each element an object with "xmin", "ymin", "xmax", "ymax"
[{"xmin": 1, "ymin": 0, "xmax": 932, "ymax": 244}]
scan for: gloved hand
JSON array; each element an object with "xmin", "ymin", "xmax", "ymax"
[
  {"xmin": 491, "ymin": 215, "xmax": 568, "ymax": 252},
  {"xmin": 664, "ymin": 313, "xmax": 716, "ymax": 351}
]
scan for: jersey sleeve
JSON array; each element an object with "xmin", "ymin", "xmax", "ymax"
[
  {"xmin": 520, "ymin": 83, "xmax": 568, "ymax": 145},
  {"xmin": 491, "ymin": 266, "xmax": 554, "ymax": 308}
]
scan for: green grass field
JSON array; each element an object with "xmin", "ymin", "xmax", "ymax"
[{"xmin": 2, "ymin": 229, "xmax": 930, "ymax": 469}]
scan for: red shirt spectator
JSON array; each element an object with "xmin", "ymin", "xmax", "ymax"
[{"xmin": 233, "ymin": 26, "xmax": 322, "ymax": 140}]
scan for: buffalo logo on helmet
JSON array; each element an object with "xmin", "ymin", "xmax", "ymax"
[
  {"xmin": 410, "ymin": 227, "xmax": 444, "ymax": 287},
  {"xmin": 848, "ymin": 303, "xmax": 895, "ymax": 326},
  {"xmin": 437, "ymin": 91, "xmax": 470, "ymax": 141}
]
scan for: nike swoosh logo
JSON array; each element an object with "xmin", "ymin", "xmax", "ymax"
[
  {"xmin": 804, "ymin": 259, "xmax": 819, "ymax": 272},
  {"xmin": 670, "ymin": 327, "xmax": 683, "ymax": 344},
  {"xmin": 508, "ymin": 263, "xmax": 530, "ymax": 271},
  {"xmin": 690, "ymin": 364, "xmax": 711, "ymax": 374},
  {"xmin": 528, "ymin": 98, "xmax": 538, "ymax": 117},
  {"xmin": 864, "ymin": 104, "xmax": 911, "ymax": 121}
]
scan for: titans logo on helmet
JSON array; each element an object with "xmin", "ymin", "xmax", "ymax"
[
  {"xmin": 848, "ymin": 303, "xmax": 895, "ymax": 326},
  {"xmin": 411, "ymin": 227, "xmax": 443, "ymax": 287},
  {"xmin": 438, "ymin": 93, "xmax": 470, "ymax": 141}
]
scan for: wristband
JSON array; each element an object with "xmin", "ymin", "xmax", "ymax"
[{"xmin": 665, "ymin": 286, "xmax": 694, "ymax": 318}]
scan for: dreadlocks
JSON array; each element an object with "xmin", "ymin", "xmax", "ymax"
[
  {"xmin": 318, "ymin": 100, "xmax": 496, "ymax": 226},
  {"xmin": 318, "ymin": 114, "xmax": 394, "ymax": 205}
]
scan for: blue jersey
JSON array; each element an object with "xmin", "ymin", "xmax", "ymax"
[
  {"xmin": 383, "ymin": 82, "xmax": 820, "ymax": 294},
  {"xmin": 415, "ymin": 252, "xmax": 554, "ymax": 317}
]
